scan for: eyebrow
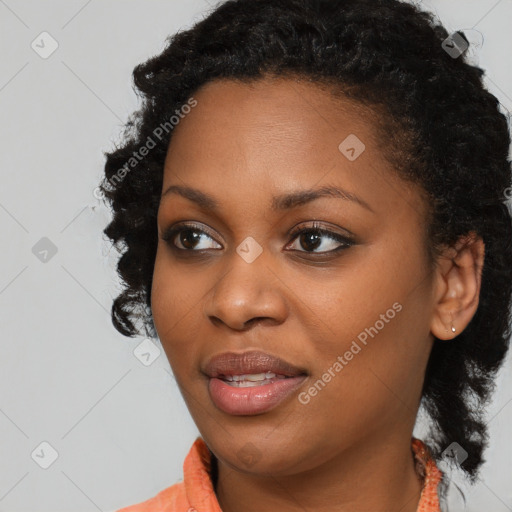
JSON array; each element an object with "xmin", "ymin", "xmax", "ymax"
[{"xmin": 161, "ymin": 184, "xmax": 374, "ymax": 213}]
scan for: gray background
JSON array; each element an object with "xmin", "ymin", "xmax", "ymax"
[{"xmin": 0, "ymin": 1, "xmax": 511, "ymax": 511}]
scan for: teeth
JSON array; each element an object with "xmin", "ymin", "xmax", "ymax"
[
  {"xmin": 225, "ymin": 372, "xmax": 277, "ymax": 382},
  {"xmin": 221, "ymin": 372, "xmax": 289, "ymax": 386},
  {"xmin": 229, "ymin": 380, "xmax": 273, "ymax": 387}
]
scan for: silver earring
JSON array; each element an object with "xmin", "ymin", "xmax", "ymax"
[{"xmin": 451, "ymin": 324, "xmax": 456, "ymax": 333}]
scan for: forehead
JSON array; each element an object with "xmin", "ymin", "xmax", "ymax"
[
  {"xmin": 168, "ymin": 76, "xmax": 381, "ymax": 149},
  {"xmin": 164, "ymin": 77, "xmax": 382, "ymax": 180},
  {"xmin": 160, "ymin": 76, "xmax": 427, "ymax": 226}
]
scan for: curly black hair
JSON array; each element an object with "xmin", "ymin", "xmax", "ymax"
[{"xmin": 99, "ymin": 0, "xmax": 512, "ymax": 484}]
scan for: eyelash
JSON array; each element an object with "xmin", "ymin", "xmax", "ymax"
[{"xmin": 161, "ymin": 221, "xmax": 354, "ymax": 256}]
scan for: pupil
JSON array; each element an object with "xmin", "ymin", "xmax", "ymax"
[
  {"xmin": 181, "ymin": 229, "xmax": 200, "ymax": 249},
  {"xmin": 300, "ymin": 231, "xmax": 321, "ymax": 251}
]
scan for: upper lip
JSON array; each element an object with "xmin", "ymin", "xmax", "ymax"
[{"xmin": 204, "ymin": 350, "xmax": 307, "ymax": 378}]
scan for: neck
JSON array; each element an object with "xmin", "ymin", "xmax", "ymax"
[{"xmin": 214, "ymin": 431, "xmax": 424, "ymax": 512}]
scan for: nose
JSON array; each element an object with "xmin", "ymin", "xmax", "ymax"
[{"xmin": 203, "ymin": 247, "xmax": 289, "ymax": 332}]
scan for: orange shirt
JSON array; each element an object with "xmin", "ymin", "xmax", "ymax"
[{"xmin": 116, "ymin": 437, "xmax": 443, "ymax": 512}]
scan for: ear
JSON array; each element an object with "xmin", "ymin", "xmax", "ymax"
[{"xmin": 430, "ymin": 232, "xmax": 485, "ymax": 340}]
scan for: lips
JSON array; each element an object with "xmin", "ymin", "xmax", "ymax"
[
  {"xmin": 203, "ymin": 350, "xmax": 308, "ymax": 415},
  {"xmin": 204, "ymin": 350, "xmax": 307, "ymax": 379}
]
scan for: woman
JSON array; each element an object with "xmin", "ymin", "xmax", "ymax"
[{"xmin": 99, "ymin": 0, "xmax": 512, "ymax": 510}]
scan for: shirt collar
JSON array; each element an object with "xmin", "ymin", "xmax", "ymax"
[{"xmin": 183, "ymin": 436, "xmax": 443, "ymax": 512}]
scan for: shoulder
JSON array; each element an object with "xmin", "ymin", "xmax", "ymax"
[
  {"xmin": 115, "ymin": 480, "xmax": 187, "ymax": 512},
  {"xmin": 114, "ymin": 437, "xmax": 213, "ymax": 512}
]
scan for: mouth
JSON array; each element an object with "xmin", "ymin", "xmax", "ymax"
[
  {"xmin": 203, "ymin": 350, "xmax": 308, "ymax": 415},
  {"xmin": 219, "ymin": 372, "xmax": 289, "ymax": 387},
  {"xmin": 204, "ymin": 349, "xmax": 307, "ymax": 378}
]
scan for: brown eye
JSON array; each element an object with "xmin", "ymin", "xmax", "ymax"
[
  {"xmin": 162, "ymin": 223, "xmax": 222, "ymax": 251},
  {"xmin": 287, "ymin": 225, "xmax": 353, "ymax": 254},
  {"xmin": 175, "ymin": 228, "xmax": 202, "ymax": 250}
]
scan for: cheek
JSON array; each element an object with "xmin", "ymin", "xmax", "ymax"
[
  {"xmin": 151, "ymin": 247, "xmax": 203, "ymax": 322},
  {"xmin": 295, "ymin": 313, "xmax": 422, "ymax": 449},
  {"xmin": 151, "ymin": 250, "xmax": 194, "ymax": 354},
  {"xmin": 296, "ymin": 250, "xmax": 409, "ymax": 359},
  {"xmin": 298, "ymin": 237, "xmax": 431, "ymax": 403},
  {"xmin": 151, "ymin": 252, "xmax": 177, "ymax": 332}
]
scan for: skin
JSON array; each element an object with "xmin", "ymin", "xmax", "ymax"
[{"xmin": 151, "ymin": 76, "xmax": 484, "ymax": 512}]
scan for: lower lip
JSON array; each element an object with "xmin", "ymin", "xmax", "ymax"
[{"xmin": 208, "ymin": 375, "xmax": 307, "ymax": 415}]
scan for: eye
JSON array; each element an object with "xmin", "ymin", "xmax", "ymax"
[
  {"xmin": 161, "ymin": 221, "xmax": 354, "ymax": 255},
  {"xmin": 161, "ymin": 222, "xmax": 222, "ymax": 251},
  {"xmin": 286, "ymin": 222, "xmax": 353, "ymax": 254}
]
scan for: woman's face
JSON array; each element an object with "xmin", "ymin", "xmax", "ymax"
[{"xmin": 151, "ymin": 77, "xmax": 437, "ymax": 475}]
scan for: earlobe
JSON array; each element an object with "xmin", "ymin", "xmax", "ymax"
[{"xmin": 430, "ymin": 232, "xmax": 485, "ymax": 341}]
